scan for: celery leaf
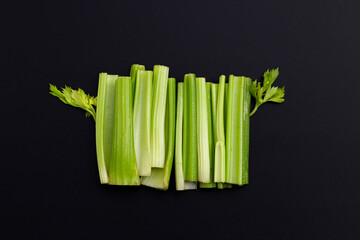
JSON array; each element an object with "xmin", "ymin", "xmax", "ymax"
[
  {"xmin": 249, "ymin": 68, "xmax": 285, "ymax": 116},
  {"xmin": 49, "ymin": 84, "xmax": 97, "ymax": 120}
]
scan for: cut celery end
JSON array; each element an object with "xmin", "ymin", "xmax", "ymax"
[
  {"xmin": 196, "ymin": 77, "xmax": 210, "ymax": 183},
  {"xmin": 151, "ymin": 65, "xmax": 169, "ymax": 168},
  {"xmin": 108, "ymin": 76, "xmax": 140, "ymax": 185},
  {"xmin": 134, "ymin": 70, "xmax": 153, "ymax": 176},
  {"xmin": 95, "ymin": 73, "xmax": 118, "ymax": 184},
  {"xmin": 141, "ymin": 78, "xmax": 176, "ymax": 190},
  {"xmin": 214, "ymin": 76, "xmax": 226, "ymax": 183},
  {"xmin": 225, "ymin": 75, "xmax": 251, "ymax": 185},
  {"xmin": 130, "ymin": 64, "xmax": 145, "ymax": 100},
  {"xmin": 183, "ymin": 74, "xmax": 198, "ymax": 182}
]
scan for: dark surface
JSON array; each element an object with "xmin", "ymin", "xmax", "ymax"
[{"xmin": 2, "ymin": 0, "xmax": 360, "ymax": 239}]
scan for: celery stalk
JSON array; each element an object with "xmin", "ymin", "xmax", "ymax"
[
  {"xmin": 200, "ymin": 82, "xmax": 216, "ymax": 188},
  {"xmin": 214, "ymin": 76, "xmax": 226, "ymax": 183},
  {"xmin": 223, "ymin": 83, "xmax": 232, "ymax": 188},
  {"xmin": 175, "ymin": 83, "xmax": 197, "ymax": 191},
  {"xmin": 133, "ymin": 70, "xmax": 153, "ymax": 176},
  {"xmin": 95, "ymin": 73, "xmax": 118, "ymax": 184},
  {"xmin": 196, "ymin": 77, "xmax": 210, "ymax": 183},
  {"xmin": 183, "ymin": 74, "xmax": 198, "ymax": 182},
  {"xmin": 108, "ymin": 77, "xmax": 140, "ymax": 185},
  {"xmin": 141, "ymin": 78, "xmax": 176, "ymax": 190},
  {"xmin": 225, "ymin": 75, "xmax": 251, "ymax": 185},
  {"xmin": 151, "ymin": 65, "xmax": 169, "ymax": 168},
  {"xmin": 130, "ymin": 64, "xmax": 145, "ymax": 100}
]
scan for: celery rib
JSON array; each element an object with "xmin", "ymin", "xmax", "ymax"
[
  {"xmin": 109, "ymin": 77, "xmax": 140, "ymax": 185},
  {"xmin": 141, "ymin": 78, "xmax": 176, "ymax": 190},
  {"xmin": 199, "ymin": 82, "xmax": 216, "ymax": 188},
  {"xmin": 214, "ymin": 76, "xmax": 226, "ymax": 183},
  {"xmin": 151, "ymin": 65, "xmax": 169, "ymax": 168},
  {"xmin": 183, "ymin": 74, "xmax": 198, "ymax": 182},
  {"xmin": 196, "ymin": 78, "xmax": 210, "ymax": 183},
  {"xmin": 133, "ymin": 70, "xmax": 153, "ymax": 176},
  {"xmin": 175, "ymin": 83, "xmax": 197, "ymax": 191},
  {"xmin": 225, "ymin": 76, "xmax": 251, "ymax": 185},
  {"xmin": 95, "ymin": 73, "xmax": 118, "ymax": 184}
]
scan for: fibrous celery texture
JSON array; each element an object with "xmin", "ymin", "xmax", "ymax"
[
  {"xmin": 183, "ymin": 74, "xmax": 198, "ymax": 182},
  {"xmin": 214, "ymin": 76, "xmax": 226, "ymax": 183},
  {"xmin": 196, "ymin": 77, "xmax": 210, "ymax": 183},
  {"xmin": 95, "ymin": 73, "xmax": 118, "ymax": 183},
  {"xmin": 225, "ymin": 76, "xmax": 251, "ymax": 185},
  {"xmin": 133, "ymin": 70, "xmax": 153, "ymax": 176},
  {"xmin": 141, "ymin": 78, "xmax": 176, "ymax": 190},
  {"xmin": 151, "ymin": 65, "xmax": 169, "ymax": 168},
  {"xmin": 199, "ymin": 82, "xmax": 216, "ymax": 188},
  {"xmin": 108, "ymin": 77, "xmax": 140, "ymax": 185},
  {"xmin": 175, "ymin": 83, "xmax": 197, "ymax": 191}
]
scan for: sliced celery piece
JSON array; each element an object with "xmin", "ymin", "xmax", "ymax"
[
  {"xmin": 133, "ymin": 70, "xmax": 153, "ymax": 176},
  {"xmin": 141, "ymin": 78, "xmax": 176, "ymax": 190},
  {"xmin": 214, "ymin": 76, "xmax": 226, "ymax": 183},
  {"xmin": 95, "ymin": 73, "xmax": 118, "ymax": 184},
  {"xmin": 130, "ymin": 64, "xmax": 145, "ymax": 100},
  {"xmin": 151, "ymin": 65, "xmax": 169, "ymax": 168},
  {"xmin": 196, "ymin": 77, "xmax": 210, "ymax": 183},
  {"xmin": 183, "ymin": 74, "xmax": 198, "ymax": 182},
  {"xmin": 108, "ymin": 77, "xmax": 140, "ymax": 185},
  {"xmin": 199, "ymin": 82, "xmax": 216, "ymax": 188},
  {"xmin": 175, "ymin": 83, "xmax": 197, "ymax": 191},
  {"xmin": 225, "ymin": 75, "xmax": 251, "ymax": 185}
]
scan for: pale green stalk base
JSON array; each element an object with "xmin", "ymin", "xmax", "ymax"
[
  {"xmin": 214, "ymin": 76, "xmax": 226, "ymax": 183},
  {"xmin": 108, "ymin": 77, "xmax": 140, "ymax": 185},
  {"xmin": 134, "ymin": 70, "xmax": 153, "ymax": 176},
  {"xmin": 96, "ymin": 73, "xmax": 118, "ymax": 184},
  {"xmin": 141, "ymin": 78, "xmax": 176, "ymax": 190},
  {"xmin": 225, "ymin": 76, "xmax": 251, "ymax": 186},
  {"xmin": 151, "ymin": 65, "xmax": 169, "ymax": 168}
]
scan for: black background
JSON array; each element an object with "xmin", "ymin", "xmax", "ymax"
[{"xmin": 2, "ymin": 0, "xmax": 360, "ymax": 239}]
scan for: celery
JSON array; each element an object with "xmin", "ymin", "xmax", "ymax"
[
  {"xmin": 196, "ymin": 78, "xmax": 210, "ymax": 183},
  {"xmin": 183, "ymin": 74, "xmax": 198, "ymax": 182},
  {"xmin": 225, "ymin": 75, "xmax": 251, "ymax": 185},
  {"xmin": 108, "ymin": 77, "xmax": 140, "ymax": 185},
  {"xmin": 133, "ymin": 70, "xmax": 153, "ymax": 176},
  {"xmin": 130, "ymin": 64, "xmax": 145, "ymax": 100},
  {"xmin": 199, "ymin": 82, "xmax": 216, "ymax": 188},
  {"xmin": 175, "ymin": 83, "xmax": 197, "ymax": 191},
  {"xmin": 217, "ymin": 183, "xmax": 233, "ymax": 189},
  {"xmin": 249, "ymin": 68, "xmax": 285, "ymax": 116},
  {"xmin": 151, "ymin": 65, "xmax": 169, "ymax": 168},
  {"xmin": 214, "ymin": 76, "xmax": 226, "ymax": 183},
  {"xmin": 95, "ymin": 73, "xmax": 118, "ymax": 184},
  {"xmin": 49, "ymin": 84, "xmax": 97, "ymax": 120},
  {"xmin": 141, "ymin": 78, "xmax": 176, "ymax": 190}
]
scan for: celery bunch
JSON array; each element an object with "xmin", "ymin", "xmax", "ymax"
[{"xmin": 50, "ymin": 65, "xmax": 285, "ymax": 191}]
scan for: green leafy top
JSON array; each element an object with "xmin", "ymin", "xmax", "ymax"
[
  {"xmin": 249, "ymin": 68, "xmax": 285, "ymax": 116},
  {"xmin": 49, "ymin": 84, "xmax": 97, "ymax": 120}
]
